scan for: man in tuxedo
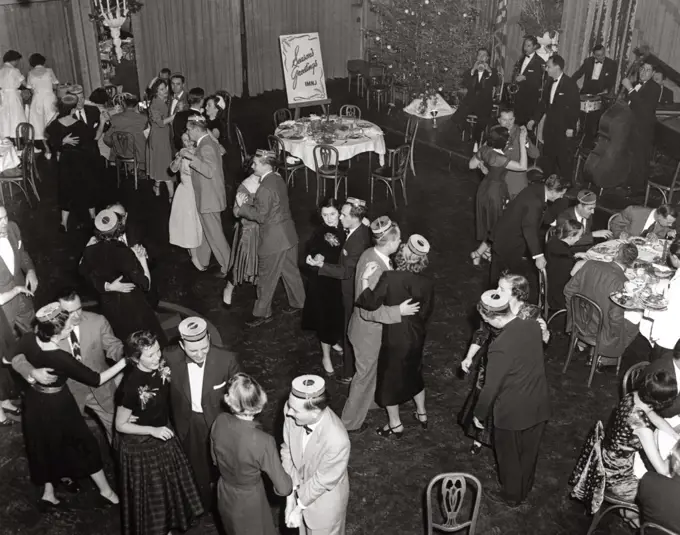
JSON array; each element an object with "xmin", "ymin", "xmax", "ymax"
[
  {"xmin": 236, "ymin": 150, "xmax": 305, "ymax": 327},
  {"xmin": 453, "ymin": 47, "xmax": 499, "ymax": 143},
  {"xmin": 173, "ymin": 87, "xmax": 205, "ymax": 151},
  {"xmin": 653, "ymin": 68, "xmax": 675, "ymax": 105},
  {"xmin": 309, "ymin": 198, "xmax": 372, "ymax": 383},
  {"xmin": 169, "ymin": 74, "xmax": 189, "ymax": 153},
  {"xmin": 68, "ymin": 85, "xmax": 102, "ymax": 145},
  {"xmin": 281, "ymin": 375, "xmax": 350, "ymax": 534},
  {"xmin": 555, "ymin": 190, "xmax": 612, "ymax": 251},
  {"xmin": 528, "ymin": 55, "xmax": 580, "ymax": 183},
  {"xmin": 512, "ymin": 35, "xmax": 546, "ymax": 125},
  {"xmin": 622, "ymin": 61, "xmax": 661, "ymax": 193},
  {"xmin": 103, "ymin": 93, "xmax": 147, "ymax": 167},
  {"xmin": 609, "ymin": 204, "xmax": 678, "ymax": 239},
  {"xmin": 474, "ymin": 290, "xmax": 550, "ymax": 506},
  {"xmin": 490, "ymin": 175, "xmax": 569, "ymax": 302},
  {"xmin": 11, "ymin": 288, "xmax": 124, "ymax": 442},
  {"xmin": 164, "ymin": 316, "xmax": 240, "ymax": 509},
  {"xmin": 0, "ymin": 206, "xmax": 37, "ymax": 333},
  {"xmin": 181, "ymin": 117, "xmax": 231, "ymax": 277},
  {"xmin": 572, "ymin": 45, "xmax": 617, "ymax": 95}
]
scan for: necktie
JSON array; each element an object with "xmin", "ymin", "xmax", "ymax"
[
  {"xmin": 344, "ymin": 228, "xmax": 350, "ymax": 237},
  {"xmin": 187, "ymin": 359, "xmax": 204, "ymax": 369},
  {"xmin": 78, "ymin": 110, "xmax": 86, "ymax": 123},
  {"xmin": 303, "ymin": 425, "xmax": 313, "ymax": 435},
  {"xmin": 641, "ymin": 224, "xmax": 655, "ymax": 238},
  {"xmin": 70, "ymin": 330, "xmax": 82, "ymax": 361}
]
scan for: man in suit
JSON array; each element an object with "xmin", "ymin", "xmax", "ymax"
[
  {"xmin": 169, "ymin": 74, "xmax": 189, "ymax": 153},
  {"xmin": 308, "ymin": 198, "xmax": 372, "ymax": 382},
  {"xmin": 341, "ymin": 217, "xmax": 417, "ymax": 432},
  {"xmin": 564, "ymin": 243, "xmax": 640, "ymax": 365},
  {"xmin": 609, "ymin": 204, "xmax": 678, "ymax": 239},
  {"xmin": 0, "ymin": 206, "xmax": 37, "ymax": 333},
  {"xmin": 495, "ymin": 108, "xmax": 539, "ymax": 198},
  {"xmin": 453, "ymin": 47, "xmax": 499, "ymax": 143},
  {"xmin": 236, "ymin": 150, "xmax": 305, "ymax": 327},
  {"xmin": 622, "ymin": 61, "xmax": 661, "ymax": 193},
  {"xmin": 173, "ymin": 87, "xmax": 205, "ymax": 152},
  {"xmin": 103, "ymin": 93, "xmax": 147, "ymax": 167},
  {"xmin": 653, "ymin": 69, "xmax": 675, "ymax": 105},
  {"xmin": 11, "ymin": 288, "xmax": 124, "ymax": 442},
  {"xmin": 554, "ymin": 190, "xmax": 612, "ymax": 251},
  {"xmin": 490, "ymin": 175, "xmax": 569, "ymax": 302},
  {"xmin": 68, "ymin": 84, "xmax": 102, "ymax": 145},
  {"xmin": 474, "ymin": 290, "xmax": 550, "ymax": 506},
  {"xmin": 164, "ymin": 316, "xmax": 240, "ymax": 509},
  {"xmin": 528, "ymin": 55, "xmax": 580, "ymax": 183},
  {"xmin": 572, "ymin": 45, "xmax": 617, "ymax": 95},
  {"xmin": 512, "ymin": 35, "xmax": 546, "ymax": 126},
  {"xmin": 281, "ymin": 375, "xmax": 350, "ymax": 534},
  {"xmin": 181, "ymin": 116, "xmax": 231, "ymax": 276},
  {"xmin": 638, "ymin": 443, "xmax": 680, "ymax": 535}
]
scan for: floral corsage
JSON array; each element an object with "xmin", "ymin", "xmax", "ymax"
[{"xmin": 324, "ymin": 233, "xmax": 340, "ymax": 247}]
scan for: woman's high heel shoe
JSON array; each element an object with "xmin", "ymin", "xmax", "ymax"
[
  {"xmin": 413, "ymin": 411, "xmax": 428, "ymax": 430},
  {"xmin": 376, "ymin": 423, "xmax": 404, "ymax": 439}
]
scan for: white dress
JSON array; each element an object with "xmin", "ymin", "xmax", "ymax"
[
  {"xmin": 27, "ymin": 66, "xmax": 58, "ymax": 140},
  {"xmin": 169, "ymin": 157, "xmax": 203, "ymax": 248},
  {"xmin": 0, "ymin": 62, "xmax": 26, "ymax": 139}
]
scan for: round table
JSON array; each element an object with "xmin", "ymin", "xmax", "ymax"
[{"xmin": 275, "ymin": 117, "xmax": 386, "ymax": 170}]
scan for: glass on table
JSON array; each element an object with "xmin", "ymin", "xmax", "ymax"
[{"xmin": 619, "ymin": 231, "xmax": 630, "ymax": 241}]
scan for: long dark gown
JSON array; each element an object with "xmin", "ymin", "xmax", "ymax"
[
  {"xmin": 356, "ymin": 270, "xmax": 435, "ymax": 406},
  {"xmin": 475, "ymin": 145, "xmax": 510, "ymax": 242},
  {"xmin": 79, "ymin": 239, "xmax": 166, "ymax": 346},
  {"xmin": 45, "ymin": 119, "xmax": 98, "ymax": 212},
  {"xmin": 0, "ymin": 308, "xmax": 19, "ymax": 400},
  {"xmin": 301, "ymin": 224, "xmax": 346, "ymax": 346},
  {"xmin": 16, "ymin": 334, "xmax": 103, "ymax": 485}
]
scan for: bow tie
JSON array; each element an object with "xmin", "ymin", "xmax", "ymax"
[
  {"xmin": 595, "ymin": 60, "xmax": 604, "ymax": 64},
  {"xmin": 303, "ymin": 425, "xmax": 313, "ymax": 435},
  {"xmin": 187, "ymin": 359, "xmax": 204, "ymax": 369}
]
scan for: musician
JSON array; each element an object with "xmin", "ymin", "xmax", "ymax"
[
  {"xmin": 453, "ymin": 47, "xmax": 499, "ymax": 143},
  {"xmin": 572, "ymin": 45, "xmax": 617, "ymax": 95},
  {"xmin": 653, "ymin": 69, "xmax": 674, "ymax": 105},
  {"xmin": 621, "ymin": 61, "xmax": 661, "ymax": 194},
  {"xmin": 511, "ymin": 36, "xmax": 546, "ymax": 126},
  {"xmin": 528, "ymin": 55, "xmax": 580, "ymax": 184}
]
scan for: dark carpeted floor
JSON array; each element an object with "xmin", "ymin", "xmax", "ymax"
[{"xmin": 0, "ymin": 80, "xmax": 645, "ymax": 535}]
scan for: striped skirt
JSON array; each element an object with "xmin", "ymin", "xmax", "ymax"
[{"xmin": 116, "ymin": 434, "xmax": 204, "ymax": 535}]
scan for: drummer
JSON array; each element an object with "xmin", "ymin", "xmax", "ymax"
[
  {"xmin": 572, "ymin": 45, "xmax": 617, "ymax": 96},
  {"xmin": 554, "ymin": 190, "xmax": 613, "ymax": 252}
]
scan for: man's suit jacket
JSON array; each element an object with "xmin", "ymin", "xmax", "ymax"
[
  {"xmin": 474, "ymin": 317, "xmax": 550, "ymax": 430},
  {"xmin": 164, "ymin": 343, "xmax": 240, "ymax": 442},
  {"xmin": 534, "ymin": 74, "xmax": 581, "ymax": 140},
  {"xmin": 0, "ymin": 221, "xmax": 34, "ymax": 329},
  {"xmin": 564, "ymin": 260, "xmax": 638, "ymax": 358},
  {"xmin": 556, "ymin": 205, "xmax": 594, "ymax": 248},
  {"xmin": 638, "ymin": 472, "xmax": 680, "ymax": 534},
  {"xmin": 172, "ymin": 107, "xmax": 202, "ymax": 151},
  {"xmin": 609, "ymin": 206, "xmax": 673, "ymax": 239},
  {"xmin": 627, "ymin": 80, "xmax": 661, "ymax": 137},
  {"xmin": 189, "ymin": 134, "xmax": 227, "ymax": 214},
  {"xmin": 103, "ymin": 109, "xmax": 148, "ymax": 164},
  {"xmin": 644, "ymin": 353, "xmax": 680, "ymax": 418},
  {"xmin": 492, "ymin": 183, "xmax": 546, "ymax": 259},
  {"xmin": 573, "ymin": 57, "xmax": 617, "ymax": 95},
  {"xmin": 461, "ymin": 67, "xmax": 499, "ymax": 118},
  {"xmin": 237, "ymin": 171, "xmax": 298, "ymax": 256},
  {"xmin": 319, "ymin": 224, "xmax": 372, "ymax": 313},
  {"xmin": 78, "ymin": 104, "xmax": 102, "ymax": 153},
  {"xmin": 513, "ymin": 53, "xmax": 546, "ymax": 123},
  {"xmin": 169, "ymin": 91, "xmax": 189, "ymax": 116},
  {"xmin": 281, "ymin": 407, "xmax": 350, "ymax": 530},
  {"xmin": 347, "ymin": 247, "xmax": 401, "ymax": 352}
]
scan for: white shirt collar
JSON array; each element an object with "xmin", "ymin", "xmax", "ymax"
[
  {"xmin": 196, "ymin": 133, "xmax": 209, "ymax": 146},
  {"xmin": 346, "ymin": 225, "xmax": 360, "ymax": 239},
  {"xmin": 0, "ymin": 237, "xmax": 14, "ymax": 276},
  {"xmin": 644, "ymin": 209, "xmax": 657, "ymax": 231},
  {"xmin": 173, "ymin": 91, "xmax": 184, "ymax": 100},
  {"xmin": 553, "ymin": 73, "xmax": 563, "ymax": 85}
]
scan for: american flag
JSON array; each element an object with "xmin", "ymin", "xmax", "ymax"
[{"xmin": 492, "ymin": 0, "xmax": 508, "ymax": 82}]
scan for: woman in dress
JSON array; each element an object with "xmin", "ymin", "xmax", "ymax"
[
  {"xmin": 211, "ymin": 373, "xmax": 293, "ymax": 535},
  {"xmin": 356, "ymin": 234, "xmax": 435, "ymax": 438},
  {"xmin": 45, "ymin": 95, "xmax": 98, "ymax": 232},
  {"xmin": 468, "ymin": 125, "xmax": 528, "ymax": 265},
  {"xmin": 169, "ymin": 133, "xmax": 203, "ymax": 269},
  {"xmin": 459, "ymin": 272, "xmax": 549, "ymax": 454},
  {"xmin": 222, "ymin": 160, "xmax": 262, "ymax": 306},
  {"xmin": 147, "ymin": 78, "xmax": 175, "ymax": 201},
  {"xmin": 79, "ymin": 209, "xmax": 166, "ymax": 346},
  {"xmin": 545, "ymin": 218, "xmax": 585, "ymax": 311},
  {"xmin": 16, "ymin": 303, "xmax": 125, "ymax": 509},
  {"xmin": 0, "ymin": 50, "xmax": 26, "ymax": 141},
  {"xmin": 301, "ymin": 197, "xmax": 346, "ymax": 375},
  {"xmin": 26, "ymin": 53, "xmax": 58, "ymax": 158},
  {"xmin": 115, "ymin": 330, "xmax": 203, "ymax": 535},
  {"xmin": 204, "ymin": 92, "xmax": 229, "ymax": 147}
]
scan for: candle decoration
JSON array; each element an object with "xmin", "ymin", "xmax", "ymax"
[{"xmin": 90, "ymin": 0, "xmax": 144, "ymax": 61}]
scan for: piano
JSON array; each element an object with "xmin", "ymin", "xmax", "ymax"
[{"xmin": 653, "ymin": 54, "xmax": 680, "ymax": 154}]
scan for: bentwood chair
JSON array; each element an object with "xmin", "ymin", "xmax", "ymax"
[
  {"xmin": 312, "ymin": 144, "xmax": 347, "ymax": 201},
  {"xmin": 621, "ymin": 361, "xmax": 650, "ymax": 397},
  {"xmin": 645, "ymin": 163, "xmax": 680, "ymax": 206},
  {"xmin": 641, "ymin": 522, "xmax": 680, "ymax": 535},
  {"xmin": 15, "ymin": 122, "xmax": 41, "ymax": 183},
  {"xmin": 339, "ymin": 104, "xmax": 362, "ymax": 119},
  {"xmin": 233, "ymin": 124, "xmax": 250, "ymax": 170},
  {"xmin": 370, "ymin": 144, "xmax": 410, "ymax": 210},
  {"xmin": 365, "ymin": 74, "xmax": 393, "ymax": 112},
  {"xmin": 110, "ymin": 131, "xmax": 142, "ymax": 190},
  {"xmin": 425, "ymin": 473, "xmax": 482, "ymax": 534},
  {"xmin": 585, "ymin": 494, "xmax": 639, "ymax": 535},
  {"xmin": 386, "ymin": 116, "xmax": 418, "ymax": 178},
  {"xmin": 538, "ymin": 266, "xmax": 568, "ymax": 328},
  {"xmin": 104, "ymin": 84, "xmax": 118, "ymax": 104},
  {"xmin": 267, "ymin": 135, "xmax": 308, "ymax": 191},
  {"xmin": 273, "ymin": 108, "xmax": 292, "ymax": 129},
  {"xmin": 0, "ymin": 143, "xmax": 37, "ymax": 206}
]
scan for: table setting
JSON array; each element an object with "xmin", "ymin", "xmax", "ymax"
[
  {"xmin": 0, "ymin": 139, "xmax": 20, "ymax": 174},
  {"xmin": 275, "ymin": 115, "xmax": 386, "ymax": 170}
]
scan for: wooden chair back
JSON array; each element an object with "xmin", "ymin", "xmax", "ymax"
[
  {"xmin": 425, "ymin": 473, "xmax": 482, "ymax": 534},
  {"xmin": 621, "ymin": 361, "xmax": 650, "ymax": 397},
  {"xmin": 273, "ymin": 108, "xmax": 292, "ymax": 129}
]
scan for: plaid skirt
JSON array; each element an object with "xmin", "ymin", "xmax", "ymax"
[{"xmin": 116, "ymin": 434, "xmax": 204, "ymax": 535}]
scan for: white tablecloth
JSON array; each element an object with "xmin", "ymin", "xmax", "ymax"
[
  {"xmin": 275, "ymin": 119, "xmax": 386, "ymax": 170},
  {"xmin": 0, "ymin": 142, "xmax": 20, "ymax": 173}
]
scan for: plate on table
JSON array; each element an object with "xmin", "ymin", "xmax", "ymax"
[
  {"xmin": 653, "ymin": 263, "xmax": 675, "ymax": 279},
  {"xmin": 320, "ymin": 136, "xmax": 336, "ymax": 144},
  {"xmin": 282, "ymin": 134, "xmax": 304, "ymax": 140},
  {"xmin": 630, "ymin": 237, "xmax": 647, "ymax": 246},
  {"xmin": 357, "ymin": 121, "xmax": 373, "ymax": 128},
  {"xmin": 348, "ymin": 133, "xmax": 364, "ymax": 139},
  {"xmin": 587, "ymin": 240, "xmax": 622, "ymax": 261},
  {"xmin": 639, "ymin": 292, "xmax": 668, "ymax": 311},
  {"xmin": 610, "ymin": 291, "xmax": 642, "ymax": 310}
]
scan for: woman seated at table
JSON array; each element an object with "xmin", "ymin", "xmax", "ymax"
[
  {"xmin": 468, "ymin": 125, "xmax": 527, "ymax": 265},
  {"xmin": 546, "ymin": 218, "xmax": 585, "ymax": 311}
]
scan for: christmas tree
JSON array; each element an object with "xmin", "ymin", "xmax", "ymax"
[{"xmin": 367, "ymin": 0, "xmax": 487, "ymax": 108}]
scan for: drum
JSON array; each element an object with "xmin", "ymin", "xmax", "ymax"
[{"xmin": 580, "ymin": 94, "xmax": 602, "ymax": 113}]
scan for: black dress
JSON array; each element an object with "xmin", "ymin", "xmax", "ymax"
[
  {"xmin": 545, "ymin": 236, "xmax": 576, "ymax": 311},
  {"xmin": 45, "ymin": 119, "xmax": 98, "ymax": 212},
  {"xmin": 117, "ymin": 363, "xmax": 203, "ymax": 535},
  {"xmin": 475, "ymin": 146, "xmax": 510, "ymax": 241},
  {"xmin": 16, "ymin": 334, "xmax": 103, "ymax": 485},
  {"xmin": 301, "ymin": 224, "xmax": 346, "ymax": 345},
  {"xmin": 79, "ymin": 239, "xmax": 166, "ymax": 346},
  {"xmin": 356, "ymin": 271, "xmax": 435, "ymax": 406}
]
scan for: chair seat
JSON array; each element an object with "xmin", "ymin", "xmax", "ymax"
[
  {"xmin": 372, "ymin": 166, "xmax": 398, "ymax": 180},
  {"xmin": 347, "ymin": 59, "xmax": 369, "ymax": 74},
  {"xmin": 648, "ymin": 176, "xmax": 680, "ymax": 189},
  {"xmin": 0, "ymin": 167, "xmax": 22, "ymax": 178},
  {"xmin": 369, "ymin": 85, "xmax": 389, "ymax": 92},
  {"xmin": 318, "ymin": 164, "xmax": 348, "ymax": 176}
]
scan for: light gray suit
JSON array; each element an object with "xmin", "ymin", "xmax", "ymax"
[
  {"xmin": 341, "ymin": 248, "xmax": 401, "ymax": 430},
  {"xmin": 609, "ymin": 206, "xmax": 673, "ymax": 239},
  {"xmin": 281, "ymin": 408, "xmax": 350, "ymax": 535}
]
